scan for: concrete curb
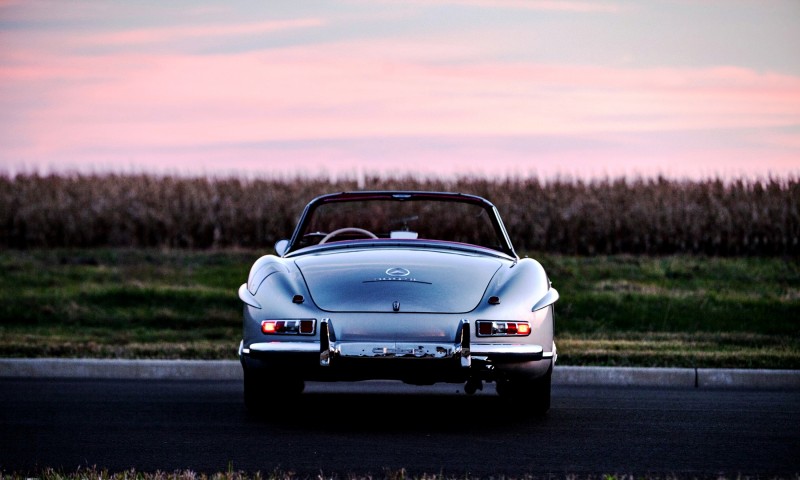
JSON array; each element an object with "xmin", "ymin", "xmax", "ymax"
[
  {"xmin": 0, "ymin": 358, "xmax": 241, "ymax": 381},
  {"xmin": 556, "ymin": 365, "xmax": 800, "ymax": 389},
  {"xmin": 1, "ymin": 359, "xmax": 799, "ymax": 389},
  {"xmin": 696, "ymin": 368, "xmax": 800, "ymax": 389},
  {"xmin": 556, "ymin": 366, "xmax": 696, "ymax": 387}
]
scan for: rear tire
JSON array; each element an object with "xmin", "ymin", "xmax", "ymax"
[
  {"xmin": 243, "ymin": 368, "xmax": 267, "ymax": 413},
  {"xmin": 496, "ymin": 366, "xmax": 552, "ymax": 415},
  {"xmin": 243, "ymin": 368, "xmax": 305, "ymax": 414}
]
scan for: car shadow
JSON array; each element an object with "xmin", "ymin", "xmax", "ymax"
[{"xmin": 242, "ymin": 389, "xmax": 550, "ymax": 433}]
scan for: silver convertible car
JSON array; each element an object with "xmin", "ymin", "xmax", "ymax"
[{"xmin": 237, "ymin": 191, "xmax": 559, "ymax": 413}]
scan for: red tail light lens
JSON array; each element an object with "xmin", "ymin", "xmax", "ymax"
[
  {"xmin": 300, "ymin": 319, "xmax": 314, "ymax": 334},
  {"xmin": 261, "ymin": 319, "xmax": 316, "ymax": 335},
  {"xmin": 475, "ymin": 320, "xmax": 531, "ymax": 337},
  {"xmin": 478, "ymin": 322, "xmax": 493, "ymax": 336}
]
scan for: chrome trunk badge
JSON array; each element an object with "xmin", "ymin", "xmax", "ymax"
[
  {"xmin": 386, "ymin": 267, "xmax": 410, "ymax": 276},
  {"xmin": 392, "ymin": 300, "xmax": 401, "ymax": 312}
]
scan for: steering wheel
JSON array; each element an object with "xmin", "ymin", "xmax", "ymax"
[{"xmin": 319, "ymin": 227, "xmax": 378, "ymax": 244}]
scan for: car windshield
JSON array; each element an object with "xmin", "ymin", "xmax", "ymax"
[{"xmin": 290, "ymin": 195, "xmax": 512, "ymax": 255}]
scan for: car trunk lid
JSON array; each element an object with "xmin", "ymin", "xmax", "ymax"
[{"xmin": 294, "ymin": 247, "xmax": 502, "ymax": 314}]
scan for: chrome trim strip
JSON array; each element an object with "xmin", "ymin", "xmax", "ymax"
[
  {"xmin": 336, "ymin": 342, "xmax": 459, "ymax": 359},
  {"xmin": 247, "ymin": 340, "xmax": 548, "ymax": 359},
  {"xmin": 471, "ymin": 344, "xmax": 544, "ymax": 355},
  {"xmin": 249, "ymin": 342, "xmax": 321, "ymax": 353},
  {"xmin": 286, "ymin": 240, "xmax": 516, "ymax": 261}
]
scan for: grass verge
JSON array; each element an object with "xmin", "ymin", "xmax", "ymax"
[
  {"xmin": 0, "ymin": 248, "xmax": 798, "ymax": 369},
  {"xmin": 1, "ymin": 466, "xmax": 798, "ymax": 480}
]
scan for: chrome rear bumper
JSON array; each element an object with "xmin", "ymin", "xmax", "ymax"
[{"xmin": 241, "ymin": 318, "xmax": 552, "ymax": 367}]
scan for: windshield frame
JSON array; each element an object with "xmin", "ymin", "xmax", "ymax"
[{"xmin": 282, "ymin": 191, "xmax": 518, "ymax": 258}]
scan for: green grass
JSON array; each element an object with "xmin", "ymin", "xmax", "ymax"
[
  {"xmin": 540, "ymin": 254, "xmax": 800, "ymax": 368},
  {"xmin": 0, "ymin": 248, "xmax": 249, "ymax": 359},
  {"xmin": 1, "ymin": 248, "xmax": 798, "ymax": 368}
]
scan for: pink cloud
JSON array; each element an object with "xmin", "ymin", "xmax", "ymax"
[
  {"xmin": 6, "ymin": 43, "xmax": 800, "ymax": 154},
  {"xmin": 2, "ymin": 28, "xmax": 799, "ymax": 180},
  {"xmin": 77, "ymin": 18, "xmax": 326, "ymax": 46},
  {"xmin": 399, "ymin": 0, "xmax": 621, "ymax": 13}
]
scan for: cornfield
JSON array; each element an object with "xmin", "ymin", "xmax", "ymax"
[{"xmin": 1, "ymin": 172, "xmax": 797, "ymax": 256}]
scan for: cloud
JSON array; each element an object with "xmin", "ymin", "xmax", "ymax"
[
  {"xmin": 1, "ymin": 0, "xmax": 797, "ymax": 180},
  {"xmin": 378, "ymin": 0, "xmax": 621, "ymax": 13},
  {"xmin": 3, "ymin": 37, "xmax": 800, "ymax": 159},
  {"xmin": 74, "ymin": 18, "xmax": 326, "ymax": 47}
]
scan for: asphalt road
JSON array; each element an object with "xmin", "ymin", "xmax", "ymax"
[{"xmin": 2, "ymin": 378, "xmax": 799, "ymax": 478}]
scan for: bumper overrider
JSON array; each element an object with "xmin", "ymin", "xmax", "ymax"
[{"xmin": 239, "ymin": 318, "xmax": 555, "ymax": 384}]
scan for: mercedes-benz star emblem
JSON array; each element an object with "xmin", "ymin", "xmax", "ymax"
[{"xmin": 386, "ymin": 267, "xmax": 410, "ymax": 276}]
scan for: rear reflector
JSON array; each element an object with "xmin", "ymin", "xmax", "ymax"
[
  {"xmin": 300, "ymin": 319, "xmax": 314, "ymax": 334},
  {"xmin": 478, "ymin": 322, "xmax": 493, "ymax": 336}
]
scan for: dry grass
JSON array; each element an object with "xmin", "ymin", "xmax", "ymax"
[
  {"xmin": 0, "ymin": 466, "xmax": 795, "ymax": 480},
  {"xmin": 1, "ymin": 173, "xmax": 797, "ymax": 255}
]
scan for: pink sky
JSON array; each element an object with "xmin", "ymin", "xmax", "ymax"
[{"xmin": 1, "ymin": 1, "xmax": 798, "ymax": 181}]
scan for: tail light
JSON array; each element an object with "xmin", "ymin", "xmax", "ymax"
[
  {"xmin": 476, "ymin": 320, "xmax": 531, "ymax": 337},
  {"xmin": 261, "ymin": 319, "xmax": 316, "ymax": 335}
]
